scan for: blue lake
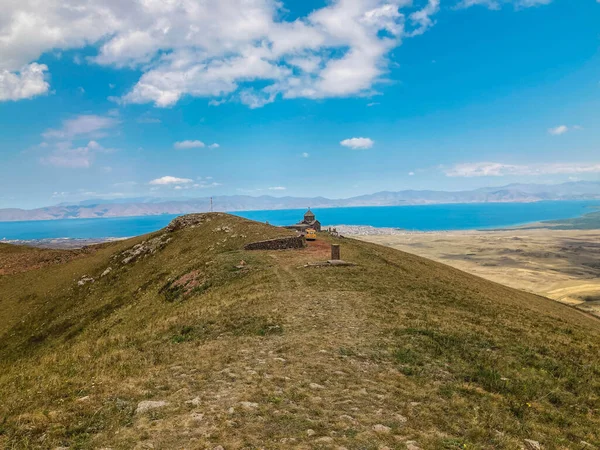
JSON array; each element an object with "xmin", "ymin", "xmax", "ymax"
[{"xmin": 0, "ymin": 201, "xmax": 598, "ymax": 240}]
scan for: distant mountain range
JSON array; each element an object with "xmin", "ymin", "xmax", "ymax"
[{"xmin": 1, "ymin": 181, "xmax": 599, "ymax": 222}]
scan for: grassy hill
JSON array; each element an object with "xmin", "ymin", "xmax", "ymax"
[{"xmin": 0, "ymin": 213, "xmax": 599, "ymax": 449}]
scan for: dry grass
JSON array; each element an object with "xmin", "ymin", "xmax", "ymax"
[
  {"xmin": 357, "ymin": 229, "xmax": 600, "ymax": 318},
  {"xmin": 0, "ymin": 213, "xmax": 599, "ymax": 449}
]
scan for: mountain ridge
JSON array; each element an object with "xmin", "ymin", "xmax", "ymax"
[{"xmin": 2, "ymin": 181, "xmax": 599, "ymax": 222}]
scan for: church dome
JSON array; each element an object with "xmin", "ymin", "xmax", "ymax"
[{"xmin": 304, "ymin": 209, "xmax": 315, "ymax": 220}]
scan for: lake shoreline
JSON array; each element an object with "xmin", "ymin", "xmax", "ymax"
[{"xmin": 1, "ymin": 201, "xmax": 599, "ymax": 245}]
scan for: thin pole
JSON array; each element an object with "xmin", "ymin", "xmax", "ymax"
[{"xmin": 210, "ymin": 197, "xmax": 213, "ymax": 212}]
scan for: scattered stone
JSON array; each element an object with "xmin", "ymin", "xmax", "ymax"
[
  {"xmin": 135, "ymin": 400, "xmax": 168, "ymax": 414},
  {"xmin": 524, "ymin": 440, "xmax": 542, "ymax": 450},
  {"xmin": 76, "ymin": 396, "xmax": 90, "ymax": 402},
  {"xmin": 119, "ymin": 234, "xmax": 172, "ymax": 264},
  {"xmin": 373, "ymin": 424, "xmax": 391, "ymax": 434},
  {"xmin": 190, "ymin": 412, "xmax": 204, "ymax": 422},
  {"xmin": 395, "ymin": 414, "xmax": 408, "ymax": 423},
  {"xmin": 239, "ymin": 401, "xmax": 258, "ymax": 410},
  {"xmin": 309, "ymin": 382, "xmax": 326, "ymax": 390},
  {"xmin": 77, "ymin": 276, "xmax": 94, "ymax": 286},
  {"xmin": 340, "ymin": 415, "xmax": 356, "ymax": 423},
  {"xmin": 580, "ymin": 442, "xmax": 595, "ymax": 449},
  {"xmin": 405, "ymin": 441, "xmax": 422, "ymax": 450},
  {"xmin": 186, "ymin": 397, "xmax": 201, "ymax": 406},
  {"xmin": 212, "ymin": 446, "xmax": 225, "ymax": 450},
  {"xmin": 306, "ymin": 429, "xmax": 316, "ymax": 437},
  {"xmin": 165, "ymin": 214, "xmax": 217, "ymax": 232},
  {"xmin": 101, "ymin": 267, "xmax": 112, "ymax": 277},
  {"xmin": 315, "ymin": 437, "xmax": 334, "ymax": 443}
]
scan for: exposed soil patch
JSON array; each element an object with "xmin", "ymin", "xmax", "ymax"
[
  {"xmin": 171, "ymin": 270, "xmax": 207, "ymax": 295},
  {"xmin": 161, "ymin": 270, "xmax": 209, "ymax": 302},
  {"xmin": 0, "ymin": 244, "xmax": 93, "ymax": 276}
]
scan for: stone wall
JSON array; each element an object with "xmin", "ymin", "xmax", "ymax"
[{"xmin": 244, "ymin": 236, "xmax": 305, "ymax": 251}]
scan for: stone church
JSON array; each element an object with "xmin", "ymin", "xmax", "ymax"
[{"xmin": 285, "ymin": 209, "xmax": 322, "ymax": 233}]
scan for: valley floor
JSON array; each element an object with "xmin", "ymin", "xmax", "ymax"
[{"xmin": 351, "ymin": 228, "xmax": 600, "ymax": 318}]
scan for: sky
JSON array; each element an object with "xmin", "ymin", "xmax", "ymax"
[{"xmin": 0, "ymin": 0, "xmax": 599, "ymax": 209}]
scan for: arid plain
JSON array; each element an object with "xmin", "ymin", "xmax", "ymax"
[{"xmin": 352, "ymin": 228, "xmax": 600, "ymax": 318}]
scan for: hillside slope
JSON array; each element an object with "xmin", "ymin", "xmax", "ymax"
[{"xmin": 0, "ymin": 214, "xmax": 599, "ymax": 449}]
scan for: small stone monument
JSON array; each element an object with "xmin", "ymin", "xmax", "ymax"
[{"xmin": 331, "ymin": 244, "xmax": 341, "ymax": 261}]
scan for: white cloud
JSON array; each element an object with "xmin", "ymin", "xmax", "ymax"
[
  {"xmin": 40, "ymin": 141, "xmax": 104, "ymax": 169},
  {"xmin": 209, "ymin": 143, "xmax": 220, "ymax": 149},
  {"xmin": 456, "ymin": 0, "xmax": 501, "ymax": 8},
  {"xmin": 0, "ymin": 0, "xmax": 441, "ymax": 108},
  {"xmin": 174, "ymin": 140, "xmax": 206, "ymax": 149},
  {"xmin": 516, "ymin": 0, "xmax": 552, "ymax": 7},
  {"xmin": 209, "ymin": 99, "xmax": 227, "ymax": 107},
  {"xmin": 43, "ymin": 114, "xmax": 120, "ymax": 139},
  {"xmin": 0, "ymin": 63, "xmax": 49, "ymax": 101},
  {"xmin": 548, "ymin": 125, "xmax": 582, "ymax": 136},
  {"xmin": 268, "ymin": 186, "xmax": 286, "ymax": 191},
  {"xmin": 340, "ymin": 137, "xmax": 375, "ymax": 150},
  {"xmin": 548, "ymin": 125, "xmax": 569, "ymax": 135},
  {"xmin": 408, "ymin": 0, "xmax": 440, "ymax": 37},
  {"xmin": 149, "ymin": 176, "xmax": 194, "ymax": 185},
  {"xmin": 367, "ymin": 102, "xmax": 380, "ymax": 107},
  {"xmin": 445, "ymin": 161, "xmax": 600, "ymax": 177},
  {"xmin": 408, "ymin": 171, "xmax": 415, "ymax": 176},
  {"xmin": 457, "ymin": 0, "xmax": 551, "ymax": 8},
  {"xmin": 302, "ymin": 152, "xmax": 310, "ymax": 158}
]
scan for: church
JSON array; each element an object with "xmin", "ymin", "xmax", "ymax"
[{"xmin": 285, "ymin": 209, "xmax": 322, "ymax": 233}]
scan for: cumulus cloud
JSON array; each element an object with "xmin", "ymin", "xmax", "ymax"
[
  {"xmin": 0, "ymin": 63, "xmax": 49, "ymax": 101},
  {"xmin": 149, "ymin": 176, "xmax": 194, "ymax": 185},
  {"xmin": 0, "ymin": 0, "xmax": 442, "ymax": 108},
  {"xmin": 268, "ymin": 186, "xmax": 286, "ymax": 191},
  {"xmin": 174, "ymin": 140, "xmax": 206, "ymax": 149},
  {"xmin": 445, "ymin": 161, "xmax": 600, "ymax": 177},
  {"xmin": 40, "ymin": 141, "xmax": 103, "ymax": 169},
  {"xmin": 209, "ymin": 143, "xmax": 220, "ymax": 149},
  {"xmin": 302, "ymin": 152, "xmax": 310, "ymax": 158},
  {"xmin": 43, "ymin": 114, "xmax": 120, "ymax": 139},
  {"xmin": 340, "ymin": 137, "xmax": 375, "ymax": 150}
]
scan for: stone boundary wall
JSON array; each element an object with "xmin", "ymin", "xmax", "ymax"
[{"xmin": 244, "ymin": 236, "xmax": 305, "ymax": 251}]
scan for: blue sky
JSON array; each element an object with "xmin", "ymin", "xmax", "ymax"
[{"xmin": 0, "ymin": 0, "xmax": 599, "ymax": 209}]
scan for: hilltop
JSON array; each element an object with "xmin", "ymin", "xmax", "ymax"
[
  {"xmin": 1, "ymin": 181, "xmax": 599, "ymax": 222},
  {"xmin": 0, "ymin": 214, "xmax": 599, "ymax": 449}
]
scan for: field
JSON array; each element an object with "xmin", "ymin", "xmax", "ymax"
[
  {"xmin": 355, "ymin": 229, "xmax": 600, "ymax": 318},
  {"xmin": 0, "ymin": 214, "xmax": 599, "ymax": 449}
]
